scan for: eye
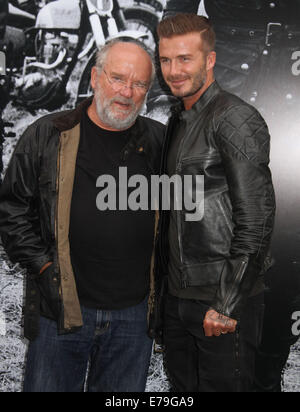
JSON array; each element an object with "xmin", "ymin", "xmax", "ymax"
[
  {"xmin": 180, "ymin": 56, "xmax": 190, "ymax": 63},
  {"xmin": 134, "ymin": 82, "xmax": 148, "ymax": 90},
  {"xmin": 112, "ymin": 76, "xmax": 124, "ymax": 84}
]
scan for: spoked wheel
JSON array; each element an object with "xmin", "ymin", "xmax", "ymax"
[
  {"xmin": 76, "ymin": 7, "xmax": 159, "ymax": 105},
  {"xmin": 122, "ymin": 7, "xmax": 159, "ymax": 51}
]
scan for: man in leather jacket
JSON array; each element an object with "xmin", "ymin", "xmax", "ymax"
[
  {"xmin": 156, "ymin": 14, "xmax": 276, "ymax": 392},
  {"xmin": 162, "ymin": 0, "xmax": 300, "ymax": 393},
  {"xmin": 0, "ymin": 39, "xmax": 165, "ymax": 392}
]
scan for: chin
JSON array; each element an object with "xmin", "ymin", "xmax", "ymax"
[{"xmin": 172, "ymin": 90, "xmax": 190, "ymax": 99}]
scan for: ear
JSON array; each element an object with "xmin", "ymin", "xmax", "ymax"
[
  {"xmin": 90, "ymin": 66, "xmax": 99, "ymax": 91},
  {"xmin": 206, "ymin": 51, "xmax": 216, "ymax": 72}
]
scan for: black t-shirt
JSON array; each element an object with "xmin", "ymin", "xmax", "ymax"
[{"xmin": 69, "ymin": 111, "xmax": 155, "ymax": 310}]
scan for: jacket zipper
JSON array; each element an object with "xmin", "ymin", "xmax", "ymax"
[
  {"xmin": 175, "ymin": 137, "xmax": 188, "ymax": 289},
  {"xmin": 180, "ymin": 153, "xmax": 220, "ymax": 165},
  {"xmin": 221, "ymin": 258, "xmax": 248, "ymax": 314},
  {"xmin": 159, "ymin": 117, "xmax": 177, "ymax": 272},
  {"xmin": 218, "ymin": 197, "xmax": 234, "ymax": 235},
  {"xmin": 55, "ymin": 138, "xmax": 62, "ymax": 277}
]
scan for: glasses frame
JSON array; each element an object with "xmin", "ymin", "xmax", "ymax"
[{"xmin": 102, "ymin": 69, "xmax": 149, "ymax": 94}]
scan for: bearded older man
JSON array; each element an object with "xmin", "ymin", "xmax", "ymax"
[{"xmin": 0, "ymin": 39, "xmax": 165, "ymax": 392}]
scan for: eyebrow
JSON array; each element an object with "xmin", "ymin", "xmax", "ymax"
[
  {"xmin": 109, "ymin": 71, "xmax": 125, "ymax": 78},
  {"xmin": 160, "ymin": 54, "xmax": 193, "ymax": 60},
  {"xmin": 109, "ymin": 71, "xmax": 149, "ymax": 86}
]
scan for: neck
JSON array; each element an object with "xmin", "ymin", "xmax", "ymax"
[{"xmin": 183, "ymin": 75, "xmax": 215, "ymax": 111}]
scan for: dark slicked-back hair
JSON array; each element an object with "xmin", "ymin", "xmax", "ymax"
[{"xmin": 157, "ymin": 13, "xmax": 216, "ymax": 52}]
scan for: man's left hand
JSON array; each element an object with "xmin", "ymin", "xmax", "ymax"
[{"xmin": 203, "ymin": 309, "xmax": 237, "ymax": 337}]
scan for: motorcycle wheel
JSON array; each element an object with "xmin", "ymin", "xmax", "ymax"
[
  {"xmin": 76, "ymin": 7, "xmax": 159, "ymax": 106},
  {"xmin": 122, "ymin": 6, "xmax": 159, "ymax": 51}
]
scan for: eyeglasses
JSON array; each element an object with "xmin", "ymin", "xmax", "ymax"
[{"xmin": 103, "ymin": 69, "xmax": 149, "ymax": 94}]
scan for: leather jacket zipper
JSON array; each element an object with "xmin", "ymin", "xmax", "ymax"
[
  {"xmin": 175, "ymin": 149, "xmax": 187, "ymax": 288},
  {"xmin": 55, "ymin": 138, "xmax": 62, "ymax": 276},
  {"xmin": 221, "ymin": 258, "xmax": 248, "ymax": 314},
  {"xmin": 180, "ymin": 154, "xmax": 220, "ymax": 164},
  {"xmin": 218, "ymin": 197, "xmax": 234, "ymax": 235}
]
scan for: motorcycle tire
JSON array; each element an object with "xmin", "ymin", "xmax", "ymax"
[
  {"xmin": 122, "ymin": 6, "xmax": 159, "ymax": 51},
  {"xmin": 76, "ymin": 7, "xmax": 159, "ymax": 106}
]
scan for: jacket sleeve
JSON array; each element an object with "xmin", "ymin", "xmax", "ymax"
[
  {"xmin": 211, "ymin": 103, "xmax": 276, "ymax": 319},
  {"xmin": 0, "ymin": 123, "xmax": 52, "ymax": 274}
]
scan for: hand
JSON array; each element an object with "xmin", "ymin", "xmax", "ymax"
[{"xmin": 203, "ymin": 309, "xmax": 237, "ymax": 337}]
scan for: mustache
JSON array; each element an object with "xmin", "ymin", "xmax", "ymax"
[
  {"xmin": 167, "ymin": 75, "xmax": 190, "ymax": 82},
  {"xmin": 110, "ymin": 96, "xmax": 135, "ymax": 109}
]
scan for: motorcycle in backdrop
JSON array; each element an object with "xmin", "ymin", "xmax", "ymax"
[{"xmin": 1, "ymin": 0, "xmax": 163, "ymax": 112}]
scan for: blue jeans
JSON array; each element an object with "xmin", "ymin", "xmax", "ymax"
[{"xmin": 23, "ymin": 297, "xmax": 153, "ymax": 392}]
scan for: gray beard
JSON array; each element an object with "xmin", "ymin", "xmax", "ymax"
[{"xmin": 94, "ymin": 86, "xmax": 145, "ymax": 130}]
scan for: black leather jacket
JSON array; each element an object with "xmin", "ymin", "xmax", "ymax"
[{"xmin": 157, "ymin": 82, "xmax": 276, "ymax": 321}]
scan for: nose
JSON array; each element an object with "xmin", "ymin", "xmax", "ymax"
[
  {"xmin": 119, "ymin": 83, "xmax": 134, "ymax": 99},
  {"xmin": 169, "ymin": 60, "xmax": 181, "ymax": 77}
]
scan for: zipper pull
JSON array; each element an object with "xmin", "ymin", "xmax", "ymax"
[{"xmin": 181, "ymin": 279, "xmax": 187, "ymax": 289}]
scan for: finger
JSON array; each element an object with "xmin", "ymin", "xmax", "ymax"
[
  {"xmin": 225, "ymin": 319, "xmax": 237, "ymax": 333},
  {"xmin": 204, "ymin": 325, "xmax": 214, "ymax": 337},
  {"xmin": 212, "ymin": 320, "xmax": 228, "ymax": 335},
  {"xmin": 203, "ymin": 321, "xmax": 214, "ymax": 337},
  {"xmin": 211, "ymin": 321, "xmax": 223, "ymax": 337}
]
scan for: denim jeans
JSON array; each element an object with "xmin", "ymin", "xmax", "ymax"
[
  {"xmin": 23, "ymin": 297, "xmax": 153, "ymax": 392},
  {"xmin": 164, "ymin": 293, "xmax": 265, "ymax": 392}
]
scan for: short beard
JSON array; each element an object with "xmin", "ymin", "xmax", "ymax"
[
  {"xmin": 94, "ymin": 85, "xmax": 145, "ymax": 130},
  {"xmin": 168, "ymin": 68, "xmax": 207, "ymax": 99},
  {"xmin": 182, "ymin": 74, "xmax": 207, "ymax": 99}
]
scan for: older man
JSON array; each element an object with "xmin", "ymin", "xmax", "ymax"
[{"xmin": 0, "ymin": 39, "xmax": 165, "ymax": 392}]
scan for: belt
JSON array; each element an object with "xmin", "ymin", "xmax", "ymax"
[{"xmin": 214, "ymin": 21, "xmax": 300, "ymax": 46}]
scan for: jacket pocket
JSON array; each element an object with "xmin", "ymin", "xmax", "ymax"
[
  {"xmin": 37, "ymin": 264, "xmax": 62, "ymax": 320},
  {"xmin": 184, "ymin": 259, "xmax": 228, "ymax": 287}
]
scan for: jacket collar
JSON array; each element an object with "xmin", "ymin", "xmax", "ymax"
[
  {"xmin": 53, "ymin": 97, "xmax": 93, "ymax": 132},
  {"xmin": 170, "ymin": 81, "xmax": 222, "ymax": 120},
  {"xmin": 52, "ymin": 96, "xmax": 149, "ymax": 144},
  {"xmin": 52, "ymin": 96, "xmax": 154, "ymax": 169}
]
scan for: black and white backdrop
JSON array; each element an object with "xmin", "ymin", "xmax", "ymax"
[{"xmin": 0, "ymin": 0, "xmax": 299, "ymax": 392}]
